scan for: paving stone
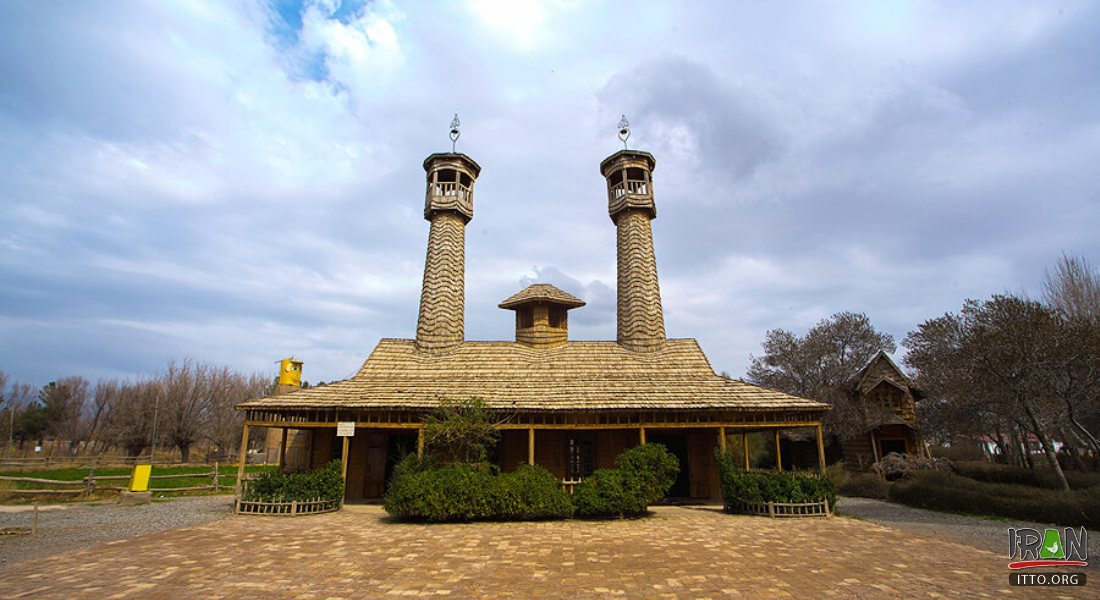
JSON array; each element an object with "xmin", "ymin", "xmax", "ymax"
[{"xmin": 0, "ymin": 505, "xmax": 1057, "ymax": 598}]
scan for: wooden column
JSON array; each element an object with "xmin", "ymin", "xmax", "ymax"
[
  {"xmin": 742, "ymin": 433, "xmax": 750, "ymax": 471},
  {"xmin": 340, "ymin": 436, "xmax": 350, "ymax": 486},
  {"xmin": 278, "ymin": 428, "xmax": 288, "ymax": 469},
  {"xmin": 774, "ymin": 429, "xmax": 783, "ymax": 472},
  {"xmin": 639, "ymin": 427, "xmax": 647, "ymax": 445},
  {"xmin": 235, "ymin": 423, "xmax": 250, "ymax": 495},
  {"xmin": 816, "ymin": 424, "xmax": 827, "ymax": 474},
  {"xmin": 870, "ymin": 431, "xmax": 881, "ymax": 464},
  {"xmin": 417, "ymin": 428, "xmax": 425, "ymax": 458},
  {"xmin": 719, "ymin": 426, "xmax": 727, "ymax": 453},
  {"xmin": 528, "ymin": 427, "xmax": 535, "ymax": 465}
]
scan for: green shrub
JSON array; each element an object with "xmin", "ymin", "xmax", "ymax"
[
  {"xmin": 572, "ymin": 444, "xmax": 680, "ymax": 518},
  {"xmin": 615, "ymin": 443, "xmax": 680, "ymax": 505},
  {"xmin": 245, "ymin": 460, "xmax": 344, "ymax": 503},
  {"xmin": 952, "ymin": 461, "xmax": 1100, "ymax": 491},
  {"xmin": 840, "ymin": 473, "xmax": 889, "ymax": 499},
  {"xmin": 716, "ymin": 450, "xmax": 836, "ymax": 510},
  {"xmin": 572, "ymin": 468, "xmax": 648, "ymax": 517},
  {"xmin": 496, "ymin": 464, "xmax": 573, "ymax": 520},
  {"xmin": 889, "ymin": 470, "xmax": 1099, "ymax": 527},
  {"xmin": 384, "ymin": 459, "xmax": 571, "ymax": 522}
]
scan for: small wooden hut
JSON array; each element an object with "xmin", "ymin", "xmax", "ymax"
[{"xmin": 238, "ymin": 144, "xmax": 829, "ymax": 502}]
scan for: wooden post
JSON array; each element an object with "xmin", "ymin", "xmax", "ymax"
[
  {"xmin": 870, "ymin": 430, "xmax": 881, "ymax": 465},
  {"xmin": 213, "ymin": 462, "xmax": 219, "ymax": 492},
  {"xmin": 719, "ymin": 426, "xmax": 726, "ymax": 453},
  {"xmin": 235, "ymin": 423, "xmax": 250, "ymax": 495},
  {"xmin": 639, "ymin": 427, "xmax": 646, "ymax": 445},
  {"xmin": 816, "ymin": 424, "xmax": 827, "ymax": 474},
  {"xmin": 417, "ymin": 428, "xmax": 425, "ymax": 458},
  {"xmin": 774, "ymin": 430, "xmax": 782, "ymax": 473},
  {"xmin": 742, "ymin": 433, "xmax": 750, "ymax": 471},
  {"xmin": 278, "ymin": 428, "xmax": 289, "ymax": 469},
  {"xmin": 32, "ymin": 503, "xmax": 38, "ymax": 535},
  {"xmin": 340, "ymin": 436, "xmax": 350, "ymax": 484},
  {"xmin": 528, "ymin": 427, "xmax": 535, "ymax": 465}
]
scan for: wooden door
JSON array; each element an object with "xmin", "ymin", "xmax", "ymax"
[{"xmin": 363, "ymin": 432, "xmax": 388, "ymax": 498}]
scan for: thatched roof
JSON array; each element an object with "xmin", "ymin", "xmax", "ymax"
[
  {"xmin": 239, "ymin": 338, "xmax": 828, "ymax": 412},
  {"xmin": 498, "ymin": 284, "xmax": 586, "ymax": 309}
]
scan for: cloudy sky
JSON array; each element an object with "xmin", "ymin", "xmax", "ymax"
[{"xmin": 2, "ymin": 0, "xmax": 1098, "ymax": 389}]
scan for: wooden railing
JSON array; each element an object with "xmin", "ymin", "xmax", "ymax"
[
  {"xmin": 431, "ymin": 181, "xmax": 470, "ymax": 200},
  {"xmin": 234, "ymin": 496, "xmax": 340, "ymax": 516},
  {"xmin": 560, "ymin": 478, "xmax": 583, "ymax": 495},
  {"xmin": 609, "ymin": 179, "xmax": 649, "ymax": 199}
]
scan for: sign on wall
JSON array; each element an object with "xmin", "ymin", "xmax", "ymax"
[{"xmin": 337, "ymin": 422, "xmax": 356, "ymax": 437}]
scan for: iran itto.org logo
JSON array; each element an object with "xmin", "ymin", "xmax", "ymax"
[{"xmin": 1008, "ymin": 527, "xmax": 1088, "ymax": 569}]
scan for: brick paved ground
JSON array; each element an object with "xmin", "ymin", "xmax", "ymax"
[{"xmin": 0, "ymin": 505, "xmax": 1066, "ymax": 599}]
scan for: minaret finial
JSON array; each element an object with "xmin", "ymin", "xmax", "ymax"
[
  {"xmin": 617, "ymin": 115, "xmax": 630, "ymax": 149},
  {"xmin": 449, "ymin": 113, "xmax": 461, "ymax": 153}
]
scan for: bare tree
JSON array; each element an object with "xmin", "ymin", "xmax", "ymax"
[
  {"xmin": 906, "ymin": 295, "xmax": 1075, "ymax": 491},
  {"xmin": 747, "ymin": 311, "xmax": 896, "ymax": 438},
  {"xmin": 1044, "ymin": 253, "xmax": 1100, "ymax": 323}
]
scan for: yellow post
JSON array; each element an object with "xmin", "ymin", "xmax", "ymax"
[
  {"xmin": 236, "ymin": 423, "xmax": 250, "ymax": 495},
  {"xmin": 774, "ymin": 429, "xmax": 783, "ymax": 472},
  {"xmin": 816, "ymin": 424, "xmax": 827, "ymax": 474},
  {"xmin": 278, "ymin": 428, "xmax": 288, "ymax": 469},
  {"xmin": 417, "ymin": 428, "xmax": 425, "ymax": 458},
  {"xmin": 719, "ymin": 426, "xmax": 727, "ymax": 453},
  {"xmin": 528, "ymin": 427, "xmax": 535, "ymax": 465},
  {"xmin": 639, "ymin": 427, "xmax": 647, "ymax": 445},
  {"xmin": 742, "ymin": 433, "xmax": 750, "ymax": 471}
]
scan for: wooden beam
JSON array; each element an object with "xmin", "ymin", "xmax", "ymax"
[
  {"xmin": 278, "ymin": 428, "xmax": 288, "ymax": 469},
  {"xmin": 528, "ymin": 427, "xmax": 535, "ymax": 465},
  {"xmin": 742, "ymin": 433, "xmax": 750, "ymax": 472},
  {"xmin": 240, "ymin": 419, "xmax": 827, "ymax": 431},
  {"xmin": 417, "ymin": 428, "xmax": 425, "ymax": 458},
  {"xmin": 774, "ymin": 429, "xmax": 783, "ymax": 472},
  {"xmin": 719, "ymin": 426, "xmax": 727, "ymax": 453},
  {"xmin": 639, "ymin": 427, "xmax": 646, "ymax": 445},
  {"xmin": 235, "ymin": 423, "xmax": 250, "ymax": 495},
  {"xmin": 817, "ymin": 424, "xmax": 827, "ymax": 474}
]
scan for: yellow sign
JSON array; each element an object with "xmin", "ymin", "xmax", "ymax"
[
  {"xmin": 129, "ymin": 464, "xmax": 152, "ymax": 492},
  {"xmin": 277, "ymin": 358, "xmax": 303, "ymax": 387}
]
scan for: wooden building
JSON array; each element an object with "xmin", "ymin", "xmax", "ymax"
[
  {"xmin": 237, "ymin": 141, "xmax": 829, "ymax": 502},
  {"xmin": 839, "ymin": 351, "xmax": 925, "ymax": 468}
]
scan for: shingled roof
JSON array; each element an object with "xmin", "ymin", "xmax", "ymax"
[
  {"xmin": 239, "ymin": 338, "xmax": 828, "ymax": 412},
  {"xmin": 498, "ymin": 284, "xmax": 586, "ymax": 309}
]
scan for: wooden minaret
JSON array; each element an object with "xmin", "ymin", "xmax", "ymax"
[
  {"xmin": 600, "ymin": 117, "xmax": 665, "ymax": 352},
  {"xmin": 416, "ymin": 116, "xmax": 481, "ymax": 350}
]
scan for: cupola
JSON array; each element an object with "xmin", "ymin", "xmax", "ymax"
[{"xmin": 498, "ymin": 284, "xmax": 586, "ymax": 348}]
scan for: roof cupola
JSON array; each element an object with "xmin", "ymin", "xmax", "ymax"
[{"xmin": 499, "ymin": 284, "xmax": 585, "ymax": 348}]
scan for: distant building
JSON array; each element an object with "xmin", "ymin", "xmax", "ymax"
[
  {"xmin": 238, "ymin": 140, "xmax": 830, "ymax": 502},
  {"xmin": 839, "ymin": 351, "xmax": 925, "ymax": 468}
]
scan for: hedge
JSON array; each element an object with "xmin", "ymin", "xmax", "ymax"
[
  {"xmin": 384, "ymin": 458, "xmax": 571, "ymax": 522},
  {"xmin": 716, "ymin": 450, "xmax": 836, "ymax": 509},
  {"xmin": 245, "ymin": 460, "xmax": 344, "ymax": 503},
  {"xmin": 951, "ymin": 461, "xmax": 1100, "ymax": 491},
  {"xmin": 889, "ymin": 470, "xmax": 1100, "ymax": 528},
  {"xmin": 572, "ymin": 444, "xmax": 680, "ymax": 518},
  {"xmin": 839, "ymin": 473, "xmax": 889, "ymax": 499}
]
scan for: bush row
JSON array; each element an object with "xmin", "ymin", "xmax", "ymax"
[
  {"xmin": 839, "ymin": 473, "xmax": 889, "ymax": 499},
  {"xmin": 245, "ymin": 460, "xmax": 344, "ymax": 502},
  {"xmin": 384, "ymin": 459, "xmax": 571, "ymax": 522},
  {"xmin": 715, "ymin": 450, "xmax": 836, "ymax": 509},
  {"xmin": 888, "ymin": 470, "xmax": 1100, "ymax": 528},
  {"xmin": 384, "ymin": 444, "xmax": 680, "ymax": 521},
  {"xmin": 951, "ymin": 460, "xmax": 1100, "ymax": 491}
]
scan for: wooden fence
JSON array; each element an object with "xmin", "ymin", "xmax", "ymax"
[
  {"xmin": 726, "ymin": 499, "xmax": 832, "ymax": 518},
  {"xmin": 234, "ymin": 496, "xmax": 341, "ymax": 516},
  {"xmin": 0, "ymin": 464, "xmax": 230, "ymax": 498},
  {"xmin": 234, "ymin": 479, "xmax": 340, "ymax": 516}
]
